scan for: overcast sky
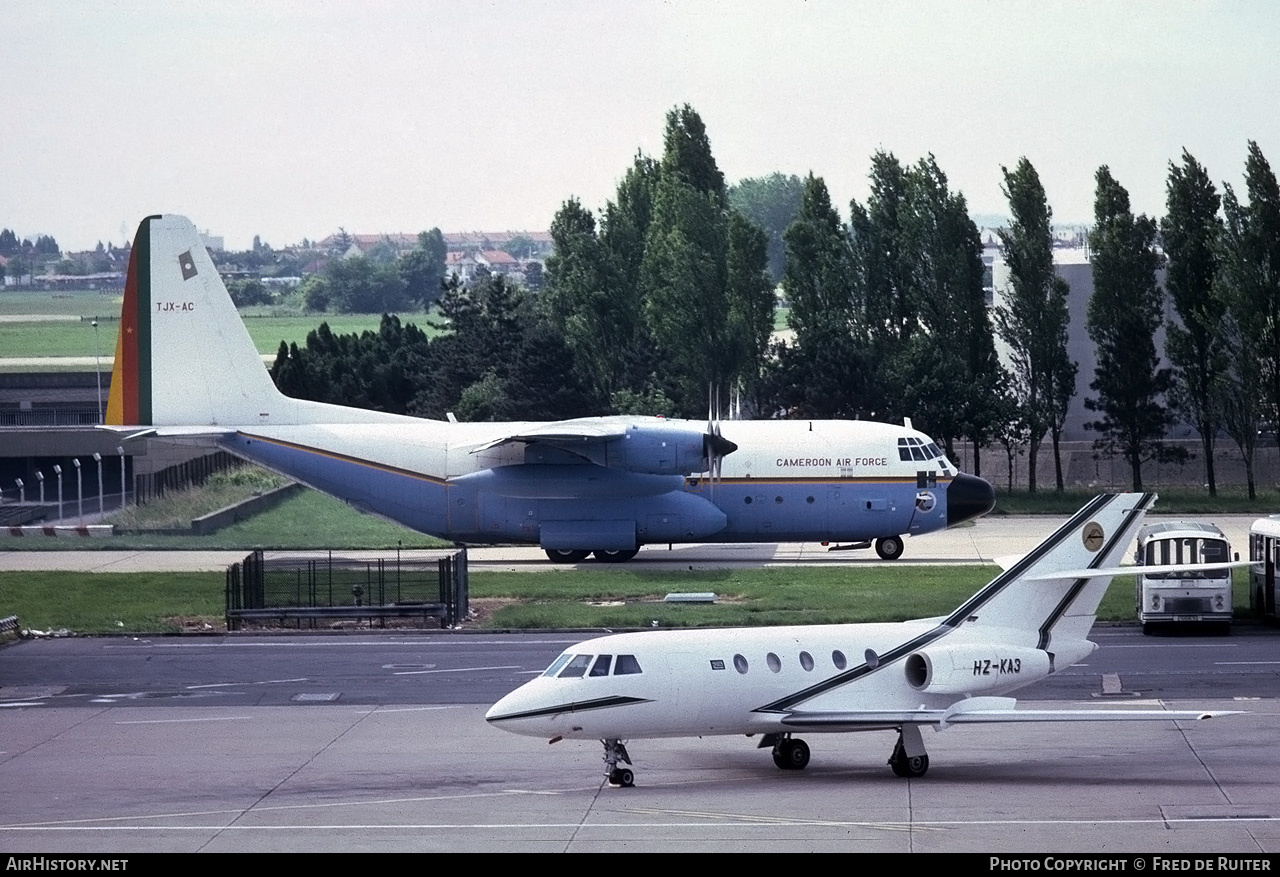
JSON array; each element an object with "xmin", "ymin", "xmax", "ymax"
[{"xmin": 4, "ymin": 1, "xmax": 1278, "ymax": 252}]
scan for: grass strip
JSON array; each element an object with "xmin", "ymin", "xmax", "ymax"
[{"xmin": 0, "ymin": 566, "xmax": 1253, "ymax": 635}]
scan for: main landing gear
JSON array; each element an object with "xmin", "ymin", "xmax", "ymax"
[
  {"xmin": 771, "ymin": 735, "xmax": 811, "ymax": 770},
  {"xmin": 888, "ymin": 725, "xmax": 929, "ymax": 778},
  {"xmin": 544, "ymin": 549, "xmax": 640, "ymax": 564},
  {"xmin": 602, "ymin": 738, "xmax": 634, "ymax": 787},
  {"xmin": 875, "ymin": 535, "xmax": 904, "ymax": 561}
]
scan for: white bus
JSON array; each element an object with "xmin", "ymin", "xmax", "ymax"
[
  {"xmin": 1249, "ymin": 515, "xmax": 1280, "ymax": 622},
  {"xmin": 1134, "ymin": 522, "xmax": 1233, "ymax": 634}
]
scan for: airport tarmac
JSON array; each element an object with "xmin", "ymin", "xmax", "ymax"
[
  {"xmin": 0, "ymin": 698, "xmax": 1275, "ymax": 853},
  {"xmin": 0, "ymin": 513, "xmax": 1263, "ymax": 573},
  {"xmin": 1, "ymin": 631, "xmax": 1278, "ymax": 853}
]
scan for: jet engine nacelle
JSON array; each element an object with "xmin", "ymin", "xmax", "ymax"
[
  {"xmin": 606, "ymin": 425, "xmax": 708, "ymax": 476},
  {"xmin": 904, "ymin": 644, "xmax": 1052, "ymax": 695}
]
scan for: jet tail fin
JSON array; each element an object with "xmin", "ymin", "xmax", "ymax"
[
  {"xmin": 949, "ymin": 493, "xmax": 1155, "ymax": 646},
  {"xmin": 106, "ymin": 215, "xmax": 410, "ymax": 429}
]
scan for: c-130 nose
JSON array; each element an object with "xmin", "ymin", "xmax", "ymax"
[{"xmin": 947, "ymin": 472, "xmax": 996, "ymax": 526}]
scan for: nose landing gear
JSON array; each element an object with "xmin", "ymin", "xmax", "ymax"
[{"xmin": 602, "ymin": 738, "xmax": 634, "ymax": 787}]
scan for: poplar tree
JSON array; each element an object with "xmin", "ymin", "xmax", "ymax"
[
  {"xmin": 1085, "ymin": 166, "xmax": 1172, "ymax": 491},
  {"xmin": 994, "ymin": 158, "xmax": 1075, "ymax": 493},
  {"xmin": 1161, "ymin": 150, "xmax": 1226, "ymax": 495},
  {"xmin": 1217, "ymin": 141, "xmax": 1280, "ymax": 498}
]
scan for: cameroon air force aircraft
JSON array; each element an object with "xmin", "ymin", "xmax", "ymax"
[
  {"xmin": 106, "ymin": 214, "xmax": 994, "ymax": 561},
  {"xmin": 487, "ymin": 493, "xmax": 1240, "ymax": 786}
]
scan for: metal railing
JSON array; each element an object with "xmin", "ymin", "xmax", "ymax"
[{"xmin": 226, "ymin": 548, "xmax": 468, "ymax": 630}]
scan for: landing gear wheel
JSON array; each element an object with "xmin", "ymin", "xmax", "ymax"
[
  {"xmin": 594, "ymin": 549, "xmax": 639, "ymax": 563},
  {"xmin": 772, "ymin": 737, "xmax": 810, "ymax": 771},
  {"xmin": 875, "ymin": 536, "xmax": 904, "ymax": 561},
  {"xmin": 601, "ymin": 738, "xmax": 634, "ymax": 787},
  {"xmin": 545, "ymin": 549, "xmax": 590, "ymax": 564},
  {"xmin": 888, "ymin": 737, "xmax": 929, "ymax": 778}
]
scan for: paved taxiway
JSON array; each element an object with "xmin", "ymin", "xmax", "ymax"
[
  {"xmin": 1, "ymin": 511, "xmax": 1276, "ymax": 852},
  {"xmin": 0, "ymin": 513, "xmax": 1263, "ymax": 573},
  {"xmin": 1, "ymin": 630, "xmax": 1278, "ymax": 852}
]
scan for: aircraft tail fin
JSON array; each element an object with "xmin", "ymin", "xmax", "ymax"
[
  {"xmin": 949, "ymin": 493, "xmax": 1154, "ymax": 647},
  {"xmin": 106, "ymin": 215, "xmax": 408, "ymax": 429}
]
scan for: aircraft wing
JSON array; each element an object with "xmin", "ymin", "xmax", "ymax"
[{"xmin": 780, "ymin": 696, "xmax": 1241, "ymax": 731}]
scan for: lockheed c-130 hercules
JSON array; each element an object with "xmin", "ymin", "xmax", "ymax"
[{"xmin": 105, "ymin": 214, "xmax": 996, "ymax": 561}]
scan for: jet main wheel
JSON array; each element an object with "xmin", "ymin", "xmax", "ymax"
[
  {"xmin": 875, "ymin": 536, "xmax": 904, "ymax": 561},
  {"xmin": 545, "ymin": 549, "xmax": 591, "ymax": 564},
  {"xmin": 609, "ymin": 768, "xmax": 635, "ymax": 787},
  {"xmin": 772, "ymin": 738, "xmax": 810, "ymax": 771},
  {"xmin": 594, "ymin": 549, "xmax": 639, "ymax": 563},
  {"xmin": 888, "ymin": 740, "xmax": 929, "ymax": 778}
]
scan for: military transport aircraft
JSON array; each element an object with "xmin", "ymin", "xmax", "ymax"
[
  {"xmin": 486, "ymin": 493, "xmax": 1240, "ymax": 786},
  {"xmin": 106, "ymin": 214, "xmax": 994, "ymax": 562}
]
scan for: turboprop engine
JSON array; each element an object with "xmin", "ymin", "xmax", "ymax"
[
  {"xmin": 603, "ymin": 424, "xmax": 733, "ymax": 476},
  {"xmin": 903, "ymin": 644, "xmax": 1053, "ymax": 695}
]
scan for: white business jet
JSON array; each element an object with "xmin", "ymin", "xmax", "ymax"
[{"xmin": 486, "ymin": 493, "xmax": 1240, "ymax": 786}]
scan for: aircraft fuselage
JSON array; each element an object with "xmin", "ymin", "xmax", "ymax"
[{"xmin": 222, "ymin": 417, "xmax": 994, "ymax": 551}]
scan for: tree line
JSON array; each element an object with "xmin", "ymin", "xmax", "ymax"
[{"xmin": 266, "ymin": 106, "xmax": 1280, "ymax": 495}]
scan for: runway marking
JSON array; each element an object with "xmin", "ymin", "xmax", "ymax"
[
  {"xmin": 1216, "ymin": 661, "xmax": 1280, "ymax": 666},
  {"xmin": 393, "ymin": 665, "xmax": 521, "ymax": 676},
  {"xmin": 114, "ymin": 716, "xmax": 257, "ymax": 725},
  {"xmin": 4, "ymin": 815, "xmax": 1280, "ymax": 832},
  {"xmin": 106, "ymin": 639, "xmax": 583, "ymax": 649},
  {"xmin": 624, "ymin": 805, "xmax": 932, "ymax": 831},
  {"xmin": 0, "ymin": 788, "xmax": 594, "ymax": 828},
  {"xmin": 0, "ymin": 702, "xmax": 43, "ymax": 708},
  {"xmin": 356, "ymin": 706, "xmax": 466, "ymax": 714},
  {"xmin": 187, "ymin": 678, "xmax": 309, "ymax": 689}
]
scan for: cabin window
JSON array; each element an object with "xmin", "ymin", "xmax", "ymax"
[
  {"xmin": 832, "ymin": 650, "xmax": 847, "ymax": 670},
  {"xmin": 589, "ymin": 655, "xmax": 613, "ymax": 677},
  {"xmin": 733, "ymin": 654, "xmax": 749, "ymax": 674},
  {"xmin": 614, "ymin": 654, "xmax": 643, "ymax": 675},
  {"xmin": 799, "ymin": 651, "xmax": 814, "ymax": 671},
  {"xmin": 775, "ymin": 495, "xmax": 783, "ymax": 504},
  {"xmin": 710, "ymin": 659, "xmax": 725, "ymax": 670},
  {"xmin": 558, "ymin": 654, "xmax": 593, "ymax": 678},
  {"xmin": 766, "ymin": 652, "xmax": 782, "ymax": 673}
]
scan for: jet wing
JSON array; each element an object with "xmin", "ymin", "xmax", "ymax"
[{"xmin": 780, "ymin": 696, "xmax": 1241, "ymax": 731}]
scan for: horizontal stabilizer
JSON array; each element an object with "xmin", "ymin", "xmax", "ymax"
[{"xmin": 1024, "ymin": 561, "xmax": 1253, "ymax": 581}]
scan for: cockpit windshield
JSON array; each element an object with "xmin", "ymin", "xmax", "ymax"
[
  {"xmin": 897, "ymin": 436, "xmax": 954, "ymax": 473},
  {"xmin": 541, "ymin": 652, "xmax": 644, "ymax": 678}
]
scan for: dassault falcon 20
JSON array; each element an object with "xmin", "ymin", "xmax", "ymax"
[
  {"xmin": 105, "ymin": 214, "xmax": 994, "ymax": 562},
  {"xmin": 486, "ymin": 493, "xmax": 1240, "ymax": 786}
]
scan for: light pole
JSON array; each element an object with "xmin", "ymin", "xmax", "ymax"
[
  {"xmin": 117, "ymin": 446, "xmax": 126, "ymax": 510},
  {"xmin": 36, "ymin": 470, "xmax": 44, "ymax": 505},
  {"xmin": 93, "ymin": 452, "xmax": 103, "ymax": 514},
  {"xmin": 52, "ymin": 465, "xmax": 62, "ymax": 519},
  {"xmin": 91, "ymin": 318, "xmax": 103, "ymax": 424},
  {"xmin": 15, "ymin": 478, "xmax": 23, "ymax": 504},
  {"xmin": 73, "ymin": 458, "xmax": 83, "ymax": 523}
]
